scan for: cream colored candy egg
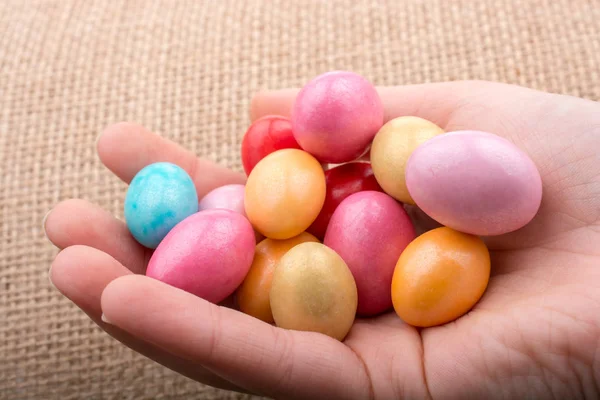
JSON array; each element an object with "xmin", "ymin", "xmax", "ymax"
[{"xmin": 371, "ymin": 116, "xmax": 444, "ymax": 204}]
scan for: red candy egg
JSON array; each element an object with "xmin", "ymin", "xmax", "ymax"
[
  {"xmin": 241, "ymin": 115, "xmax": 301, "ymax": 175},
  {"xmin": 307, "ymin": 162, "xmax": 383, "ymax": 240}
]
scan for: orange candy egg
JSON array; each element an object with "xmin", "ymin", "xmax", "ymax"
[
  {"xmin": 236, "ymin": 232, "xmax": 319, "ymax": 323},
  {"xmin": 391, "ymin": 227, "xmax": 490, "ymax": 327},
  {"xmin": 244, "ymin": 149, "xmax": 326, "ymax": 239}
]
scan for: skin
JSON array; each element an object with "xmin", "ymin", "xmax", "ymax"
[{"xmin": 45, "ymin": 81, "xmax": 600, "ymax": 399}]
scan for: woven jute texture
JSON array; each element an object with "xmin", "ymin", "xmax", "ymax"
[{"xmin": 1, "ymin": 0, "xmax": 599, "ymax": 399}]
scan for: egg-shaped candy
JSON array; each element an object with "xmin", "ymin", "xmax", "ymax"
[
  {"xmin": 199, "ymin": 184, "xmax": 263, "ymax": 242},
  {"xmin": 391, "ymin": 227, "xmax": 490, "ymax": 327},
  {"xmin": 245, "ymin": 149, "xmax": 326, "ymax": 240},
  {"xmin": 291, "ymin": 71, "xmax": 384, "ymax": 163},
  {"xmin": 370, "ymin": 116, "xmax": 444, "ymax": 204},
  {"xmin": 199, "ymin": 184, "xmax": 246, "ymax": 214},
  {"xmin": 124, "ymin": 162, "xmax": 198, "ymax": 249},
  {"xmin": 324, "ymin": 191, "xmax": 415, "ymax": 316},
  {"xmin": 307, "ymin": 162, "xmax": 383, "ymax": 240},
  {"xmin": 270, "ymin": 242, "xmax": 357, "ymax": 341},
  {"xmin": 241, "ymin": 115, "xmax": 301, "ymax": 175},
  {"xmin": 236, "ymin": 232, "xmax": 319, "ymax": 323},
  {"xmin": 406, "ymin": 130, "xmax": 543, "ymax": 236},
  {"xmin": 146, "ymin": 209, "xmax": 255, "ymax": 303}
]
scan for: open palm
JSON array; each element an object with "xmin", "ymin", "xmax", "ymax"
[{"xmin": 46, "ymin": 81, "xmax": 600, "ymax": 399}]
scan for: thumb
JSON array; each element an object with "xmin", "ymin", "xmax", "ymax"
[{"xmin": 249, "ymin": 80, "xmax": 495, "ymax": 127}]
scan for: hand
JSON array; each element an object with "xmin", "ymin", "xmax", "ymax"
[{"xmin": 45, "ymin": 80, "xmax": 600, "ymax": 399}]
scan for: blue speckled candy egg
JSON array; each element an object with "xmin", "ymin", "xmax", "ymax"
[{"xmin": 124, "ymin": 162, "xmax": 198, "ymax": 248}]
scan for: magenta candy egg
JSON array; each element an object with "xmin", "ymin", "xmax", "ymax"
[
  {"xmin": 146, "ymin": 209, "xmax": 255, "ymax": 303},
  {"xmin": 324, "ymin": 191, "xmax": 415, "ymax": 316},
  {"xmin": 406, "ymin": 130, "xmax": 543, "ymax": 236},
  {"xmin": 291, "ymin": 71, "xmax": 384, "ymax": 163}
]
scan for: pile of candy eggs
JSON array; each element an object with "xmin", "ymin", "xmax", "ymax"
[{"xmin": 123, "ymin": 71, "xmax": 543, "ymax": 341}]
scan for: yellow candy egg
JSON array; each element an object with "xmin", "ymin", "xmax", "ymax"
[
  {"xmin": 236, "ymin": 232, "xmax": 319, "ymax": 323},
  {"xmin": 245, "ymin": 149, "xmax": 326, "ymax": 239},
  {"xmin": 270, "ymin": 242, "xmax": 357, "ymax": 341},
  {"xmin": 371, "ymin": 116, "xmax": 444, "ymax": 204}
]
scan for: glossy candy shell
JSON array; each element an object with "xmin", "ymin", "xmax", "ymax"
[
  {"xmin": 406, "ymin": 130, "xmax": 543, "ymax": 236},
  {"xmin": 391, "ymin": 227, "xmax": 490, "ymax": 327},
  {"xmin": 241, "ymin": 115, "xmax": 301, "ymax": 175},
  {"xmin": 324, "ymin": 191, "xmax": 415, "ymax": 316},
  {"xmin": 236, "ymin": 232, "xmax": 319, "ymax": 323},
  {"xmin": 198, "ymin": 184, "xmax": 263, "ymax": 242},
  {"xmin": 270, "ymin": 242, "xmax": 357, "ymax": 341},
  {"xmin": 307, "ymin": 162, "xmax": 382, "ymax": 240},
  {"xmin": 146, "ymin": 209, "xmax": 255, "ymax": 304},
  {"xmin": 198, "ymin": 184, "xmax": 246, "ymax": 214},
  {"xmin": 370, "ymin": 116, "xmax": 444, "ymax": 204},
  {"xmin": 244, "ymin": 149, "xmax": 326, "ymax": 240},
  {"xmin": 124, "ymin": 162, "xmax": 198, "ymax": 249},
  {"xmin": 291, "ymin": 71, "xmax": 384, "ymax": 163}
]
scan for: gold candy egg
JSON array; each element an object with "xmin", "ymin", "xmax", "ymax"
[{"xmin": 270, "ymin": 242, "xmax": 357, "ymax": 341}]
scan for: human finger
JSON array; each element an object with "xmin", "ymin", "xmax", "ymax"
[
  {"xmin": 49, "ymin": 245, "xmax": 244, "ymax": 392},
  {"xmin": 249, "ymin": 81, "xmax": 495, "ymax": 128},
  {"xmin": 97, "ymin": 122, "xmax": 245, "ymax": 197},
  {"xmin": 101, "ymin": 275, "xmax": 372, "ymax": 400},
  {"xmin": 44, "ymin": 199, "xmax": 148, "ymax": 274}
]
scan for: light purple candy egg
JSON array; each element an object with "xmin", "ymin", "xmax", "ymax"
[
  {"xmin": 146, "ymin": 209, "xmax": 256, "ymax": 304},
  {"xmin": 199, "ymin": 184, "xmax": 246, "ymax": 215},
  {"xmin": 291, "ymin": 71, "xmax": 384, "ymax": 164},
  {"xmin": 199, "ymin": 184, "xmax": 263, "ymax": 241},
  {"xmin": 406, "ymin": 130, "xmax": 543, "ymax": 236},
  {"xmin": 324, "ymin": 191, "xmax": 415, "ymax": 316}
]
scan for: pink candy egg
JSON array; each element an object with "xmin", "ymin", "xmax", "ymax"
[
  {"xmin": 146, "ymin": 209, "xmax": 255, "ymax": 303},
  {"xmin": 406, "ymin": 130, "xmax": 543, "ymax": 236},
  {"xmin": 291, "ymin": 71, "xmax": 384, "ymax": 163},
  {"xmin": 324, "ymin": 191, "xmax": 416, "ymax": 316}
]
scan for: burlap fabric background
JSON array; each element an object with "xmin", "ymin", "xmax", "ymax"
[{"xmin": 1, "ymin": 0, "xmax": 599, "ymax": 399}]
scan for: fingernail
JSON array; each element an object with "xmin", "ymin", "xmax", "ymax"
[
  {"xmin": 101, "ymin": 313, "xmax": 112, "ymax": 324},
  {"xmin": 95, "ymin": 131, "xmax": 104, "ymax": 149},
  {"xmin": 48, "ymin": 264, "xmax": 56, "ymax": 289},
  {"xmin": 42, "ymin": 209, "xmax": 52, "ymax": 239}
]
